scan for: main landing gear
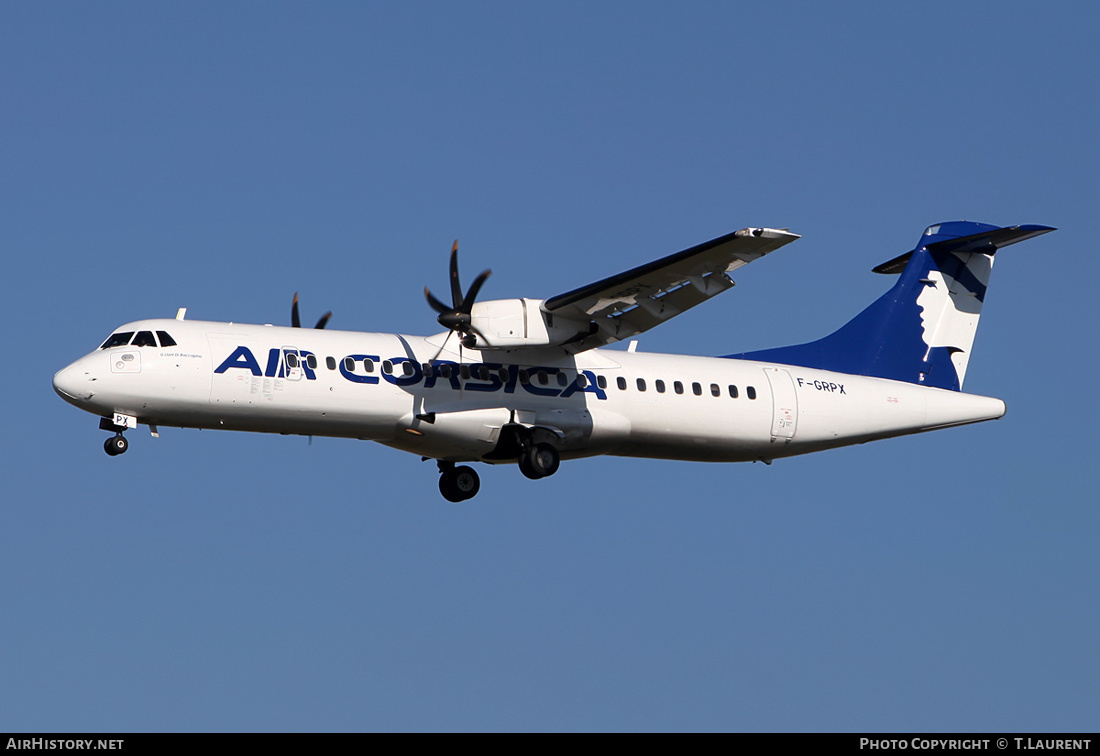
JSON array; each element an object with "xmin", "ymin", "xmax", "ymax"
[
  {"xmin": 518, "ymin": 442, "xmax": 559, "ymax": 480},
  {"xmin": 434, "ymin": 440, "xmax": 561, "ymax": 502}
]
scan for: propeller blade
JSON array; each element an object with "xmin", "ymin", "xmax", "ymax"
[
  {"xmin": 460, "ymin": 269, "xmax": 492, "ymax": 314},
  {"xmin": 425, "ymin": 287, "xmax": 450, "ymax": 315},
  {"xmin": 448, "ymin": 240, "xmax": 462, "ymax": 309},
  {"xmin": 429, "ymin": 328, "xmax": 455, "ymax": 364},
  {"xmin": 293, "ymin": 293, "xmax": 331, "ymax": 328}
]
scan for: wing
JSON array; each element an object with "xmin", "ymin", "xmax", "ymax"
[{"xmin": 543, "ymin": 227, "xmax": 799, "ymax": 353}]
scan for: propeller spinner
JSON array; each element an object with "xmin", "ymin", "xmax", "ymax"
[{"xmin": 424, "ymin": 241, "xmax": 491, "ymax": 349}]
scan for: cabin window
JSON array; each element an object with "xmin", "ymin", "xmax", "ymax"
[
  {"xmin": 747, "ymin": 386, "xmax": 757, "ymax": 400},
  {"xmin": 636, "ymin": 378, "xmax": 646, "ymax": 392},
  {"xmin": 711, "ymin": 383, "xmax": 720, "ymax": 397},
  {"xmin": 576, "ymin": 373, "xmax": 588, "ymax": 388},
  {"xmin": 557, "ymin": 372, "xmax": 568, "ymax": 387},
  {"xmin": 403, "ymin": 362, "xmax": 415, "ymax": 376},
  {"xmin": 692, "ymin": 382, "xmax": 702, "ymax": 396},
  {"xmin": 597, "ymin": 375, "xmax": 607, "ymax": 390},
  {"xmin": 306, "ymin": 355, "xmax": 318, "ymax": 370},
  {"xmin": 617, "ymin": 376, "xmax": 627, "ymax": 391},
  {"xmin": 326, "ymin": 357, "xmax": 337, "ymax": 370},
  {"xmin": 461, "ymin": 365, "xmax": 471, "ymax": 380},
  {"xmin": 728, "ymin": 385, "xmax": 738, "ymax": 398},
  {"xmin": 344, "ymin": 357, "xmax": 355, "ymax": 372},
  {"xmin": 498, "ymin": 368, "xmax": 509, "ymax": 382},
  {"xmin": 440, "ymin": 365, "xmax": 452, "ymax": 378},
  {"xmin": 382, "ymin": 360, "xmax": 393, "ymax": 374},
  {"xmin": 363, "ymin": 358, "xmax": 374, "ymax": 372},
  {"xmin": 655, "ymin": 379, "xmax": 665, "ymax": 393},
  {"xmin": 537, "ymin": 371, "xmax": 548, "ymax": 385},
  {"xmin": 156, "ymin": 331, "xmax": 177, "ymax": 347},
  {"xmin": 132, "ymin": 331, "xmax": 157, "ymax": 347},
  {"xmin": 519, "ymin": 369, "xmax": 529, "ymax": 384},
  {"xmin": 285, "ymin": 353, "xmax": 299, "ymax": 369},
  {"xmin": 674, "ymin": 381, "xmax": 684, "ymax": 395}
]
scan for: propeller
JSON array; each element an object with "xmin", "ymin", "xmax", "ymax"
[
  {"xmin": 291, "ymin": 292, "xmax": 332, "ymax": 329},
  {"xmin": 424, "ymin": 240, "xmax": 491, "ymax": 351}
]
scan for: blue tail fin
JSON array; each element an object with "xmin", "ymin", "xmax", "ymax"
[{"xmin": 723, "ymin": 221, "xmax": 1055, "ymax": 391}]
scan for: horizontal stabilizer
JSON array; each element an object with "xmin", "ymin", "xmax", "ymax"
[{"xmin": 872, "ymin": 223, "xmax": 1056, "ymax": 274}]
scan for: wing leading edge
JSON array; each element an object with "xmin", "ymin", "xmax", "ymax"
[{"xmin": 543, "ymin": 227, "xmax": 799, "ymax": 353}]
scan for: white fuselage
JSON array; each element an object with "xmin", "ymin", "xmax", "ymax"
[{"xmin": 53, "ymin": 318, "xmax": 1007, "ymax": 465}]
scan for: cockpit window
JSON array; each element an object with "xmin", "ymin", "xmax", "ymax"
[
  {"xmin": 156, "ymin": 331, "xmax": 177, "ymax": 347},
  {"xmin": 100, "ymin": 332, "xmax": 134, "ymax": 349},
  {"xmin": 132, "ymin": 331, "xmax": 157, "ymax": 347}
]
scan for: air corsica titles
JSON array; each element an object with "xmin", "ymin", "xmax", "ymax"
[{"xmin": 214, "ymin": 346, "xmax": 608, "ymax": 400}]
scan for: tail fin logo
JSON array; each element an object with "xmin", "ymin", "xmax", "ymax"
[{"xmin": 915, "ymin": 250, "xmax": 993, "ymax": 387}]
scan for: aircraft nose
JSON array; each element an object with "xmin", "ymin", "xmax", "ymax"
[{"xmin": 52, "ymin": 361, "xmax": 97, "ymax": 404}]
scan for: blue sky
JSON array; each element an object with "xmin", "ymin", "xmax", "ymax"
[{"xmin": 3, "ymin": 2, "xmax": 1096, "ymax": 732}]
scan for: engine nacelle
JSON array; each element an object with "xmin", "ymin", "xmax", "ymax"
[{"xmin": 466, "ymin": 298, "xmax": 590, "ymax": 350}]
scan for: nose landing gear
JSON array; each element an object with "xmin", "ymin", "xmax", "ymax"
[
  {"xmin": 99, "ymin": 416, "xmax": 133, "ymax": 457},
  {"xmin": 104, "ymin": 434, "xmax": 128, "ymax": 456},
  {"xmin": 437, "ymin": 461, "xmax": 480, "ymax": 502}
]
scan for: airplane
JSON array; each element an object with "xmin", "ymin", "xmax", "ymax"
[{"xmin": 53, "ymin": 220, "xmax": 1054, "ymax": 501}]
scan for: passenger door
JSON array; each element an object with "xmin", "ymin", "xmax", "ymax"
[{"xmin": 763, "ymin": 367, "xmax": 798, "ymax": 441}]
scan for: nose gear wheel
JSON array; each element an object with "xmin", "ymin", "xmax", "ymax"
[
  {"xmin": 438, "ymin": 464, "xmax": 481, "ymax": 502},
  {"xmin": 104, "ymin": 434, "xmax": 128, "ymax": 456}
]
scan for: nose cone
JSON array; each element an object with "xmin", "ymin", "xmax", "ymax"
[{"xmin": 53, "ymin": 360, "xmax": 97, "ymax": 406}]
